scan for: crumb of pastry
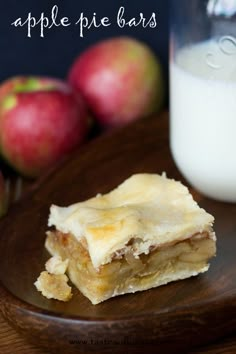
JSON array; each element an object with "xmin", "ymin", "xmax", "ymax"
[
  {"xmin": 34, "ymin": 271, "xmax": 72, "ymax": 302},
  {"xmin": 45, "ymin": 255, "xmax": 69, "ymax": 275}
]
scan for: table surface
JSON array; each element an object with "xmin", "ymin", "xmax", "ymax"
[{"xmin": 0, "ymin": 111, "xmax": 235, "ymax": 354}]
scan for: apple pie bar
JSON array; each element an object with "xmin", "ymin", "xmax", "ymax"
[{"xmin": 35, "ymin": 173, "xmax": 216, "ymax": 304}]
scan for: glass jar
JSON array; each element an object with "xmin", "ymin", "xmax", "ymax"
[{"xmin": 170, "ymin": 0, "xmax": 236, "ymax": 202}]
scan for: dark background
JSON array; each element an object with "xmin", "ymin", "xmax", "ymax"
[{"xmin": 0, "ymin": 0, "xmax": 169, "ymax": 82}]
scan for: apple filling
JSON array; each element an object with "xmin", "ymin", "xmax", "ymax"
[{"xmin": 45, "ymin": 230, "xmax": 216, "ymax": 304}]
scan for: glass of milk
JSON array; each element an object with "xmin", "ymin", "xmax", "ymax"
[{"xmin": 170, "ymin": 0, "xmax": 236, "ymax": 202}]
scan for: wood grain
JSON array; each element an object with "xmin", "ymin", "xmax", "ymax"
[
  {"xmin": 0, "ymin": 310, "xmax": 236, "ymax": 354},
  {"xmin": 0, "ymin": 112, "xmax": 236, "ymax": 354},
  {"xmin": 0, "ymin": 313, "xmax": 50, "ymax": 354}
]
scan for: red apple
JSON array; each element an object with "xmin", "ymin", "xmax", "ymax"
[
  {"xmin": 0, "ymin": 171, "xmax": 6, "ymax": 217},
  {"xmin": 0, "ymin": 77, "xmax": 89, "ymax": 177},
  {"xmin": 68, "ymin": 37, "xmax": 164, "ymax": 128}
]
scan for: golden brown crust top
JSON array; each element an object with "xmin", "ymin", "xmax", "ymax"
[{"xmin": 48, "ymin": 173, "xmax": 215, "ymax": 269}]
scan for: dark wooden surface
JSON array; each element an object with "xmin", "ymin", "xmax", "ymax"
[{"xmin": 0, "ymin": 112, "xmax": 236, "ymax": 354}]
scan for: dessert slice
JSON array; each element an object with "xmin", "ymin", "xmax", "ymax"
[{"xmin": 39, "ymin": 173, "xmax": 216, "ymax": 305}]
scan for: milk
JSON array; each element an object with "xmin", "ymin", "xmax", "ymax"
[{"xmin": 170, "ymin": 39, "xmax": 236, "ymax": 202}]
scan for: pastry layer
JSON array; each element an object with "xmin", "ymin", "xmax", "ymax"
[
  {"xmin": 48, "ymin": 174, "xmax": 215, "ymax": 269},
  {"xmin": 45, "ymin": 230, "xmax": 216, "ymax": 305}
]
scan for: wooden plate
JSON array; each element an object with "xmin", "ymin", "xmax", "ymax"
[{"xmin": 0, "ymin": 112, "xmax": 236, "ymax": 354}]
